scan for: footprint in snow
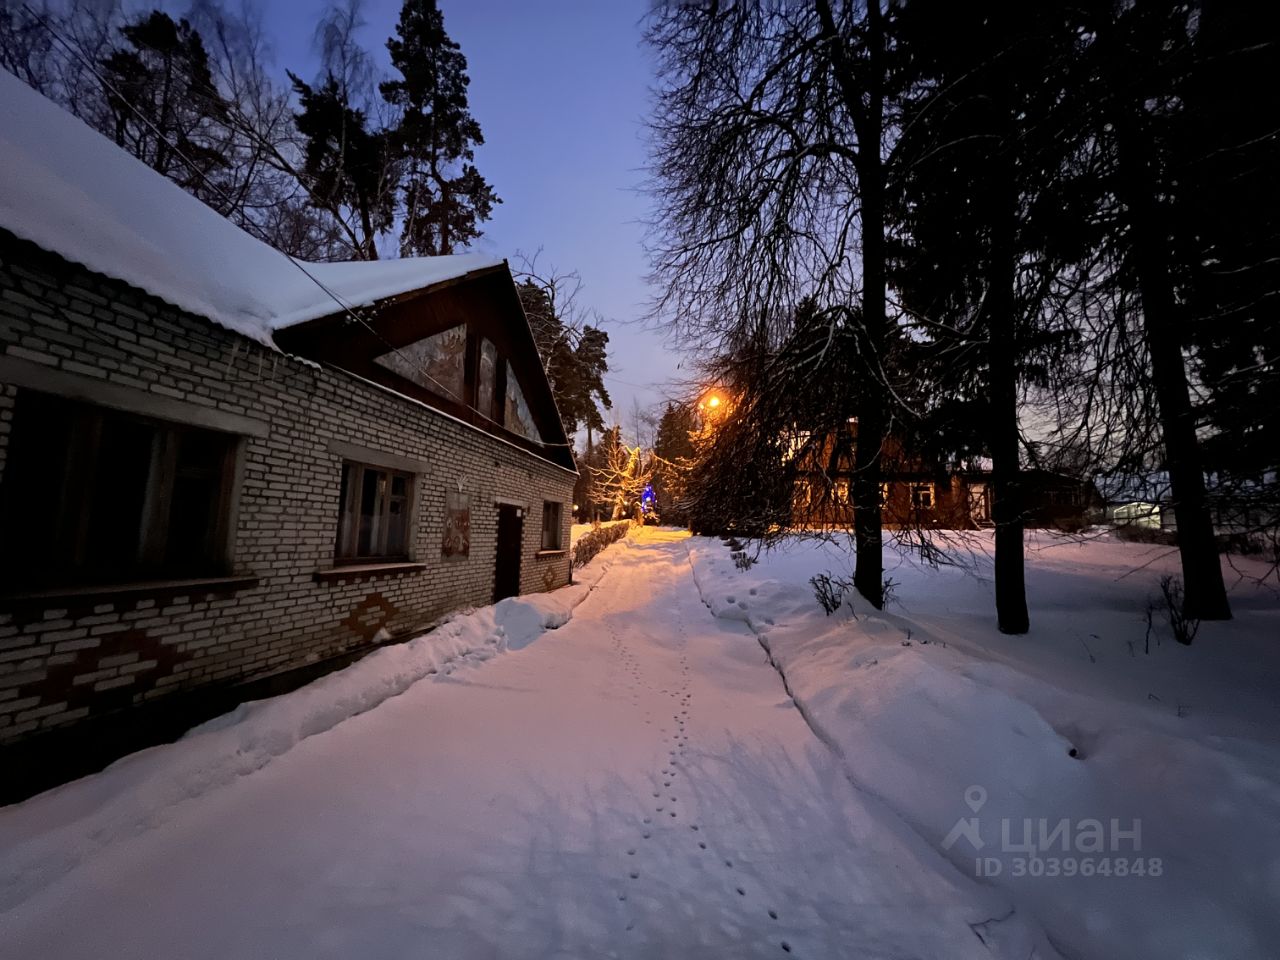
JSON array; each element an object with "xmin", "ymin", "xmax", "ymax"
[
  {"xmin": 768, "ymin": 909, "xmax": 778, "ymax": 920},
  {"xmin": 629, "ymin": 871, "xmax": 639, "ymax": 880}
]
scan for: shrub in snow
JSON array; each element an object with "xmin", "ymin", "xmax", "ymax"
[
  {"xmin": 1158, "ymin": 574, "xmax": 1201, "ymax": 646},
  {"xmin": 571, "ymin": 520, "xmax": 631, "ymax": 567},
  {"xmin": 1143, "ymin": 575, "xmax": 1202, "ymax": 649},
  {"xmin": 809, "ymin": 571, "xmax": 854, "ymax": 616}
]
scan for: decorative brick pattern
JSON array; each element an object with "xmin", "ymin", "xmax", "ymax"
[{"xmin": 0, "ymin": 231, "xmax": 575, "ymax": 743}]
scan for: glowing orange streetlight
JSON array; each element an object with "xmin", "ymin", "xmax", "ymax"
[
  {"xmin": 699, "ymin": 390, "xmax": 726, "ymax": 412},
  {"xmin": 698, "ymin": 390, "xmax": 728, "ymax": 433}
]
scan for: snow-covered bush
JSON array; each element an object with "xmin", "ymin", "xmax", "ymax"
[{"xmin": 571, "ymin": 520, "xmax": 631, "ymax": 567}]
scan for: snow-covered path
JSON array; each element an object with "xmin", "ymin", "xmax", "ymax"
[{"xmin": 1, "ymin": 530, "xmax": 1033, "ymax": 959}]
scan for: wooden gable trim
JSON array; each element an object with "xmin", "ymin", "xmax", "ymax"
[{"xmin": 273, "ymin": 264, "xmax": 575, "ymax": 470}]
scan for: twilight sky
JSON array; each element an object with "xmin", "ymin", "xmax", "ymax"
[{"xmin": 258, "ymin": 0, "xmax": 687, "ymax": 434}]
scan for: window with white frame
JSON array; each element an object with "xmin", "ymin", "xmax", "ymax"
[
  {"xmin": 911, "ymin": 482, "xmax": 935, "ymax": 510},
  {"xmin": 335, "ymin": 461, "xmax": 414, "ymax": 563}
]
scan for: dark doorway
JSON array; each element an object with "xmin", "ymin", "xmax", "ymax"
[{"xmin": 494, "ymin": 503, "xmax": 523, "ymax": 602}]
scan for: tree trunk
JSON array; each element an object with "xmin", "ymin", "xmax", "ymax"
[
  {"xmin": 986, "ymin": 82, "xmax": 1030, "ymax": 635},
  {"xmin": 987, "ymin": 212, "xmax": 1030, "ymax": 634},
  {"xmin": 843, "ymin": 0, "xmax": 887, "ymax": 610},
  {"xmin": 1116, "ymin": 115, "xmax": 1231, "ymax": 627},
  {"xmin": 853, "ymin": 177, "xmax": 886, "ymax": 610}
]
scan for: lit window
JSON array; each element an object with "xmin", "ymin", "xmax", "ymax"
[
  {"xmin": 783, "ymin": 430, "xmax": 811, "ymax": 462},
  {"xmin": 541, "ymin": 501, "xmax": 563, "ymax": 551},
  {"xmin": 0, "ymin": 391, "xmax": 238, "ymax": 587},
  {"xmin": 336, "ymin": 462, "xmax": 414, "ymax": 563},
  {"xmin": 912, "ymin": 482, "xmax": 935, "ymax": 510}
]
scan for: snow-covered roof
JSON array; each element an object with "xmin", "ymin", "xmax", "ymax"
[
  {"xmin": 0, "ymin": 69, "xmax": 503, "ymax": 346},
  {"xmin": 1095, "ymin": 472, "xmax": 1172, "ymax": 504}
]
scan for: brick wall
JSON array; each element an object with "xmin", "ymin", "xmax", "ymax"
[{"xmin": 0, "ymin": 232, "xmax": 575, "ymax": 745}]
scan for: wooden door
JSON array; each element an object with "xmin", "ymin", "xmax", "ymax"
[{"xmin": 494, "ymin": 503, "xmax": 523, "ymax": 602}]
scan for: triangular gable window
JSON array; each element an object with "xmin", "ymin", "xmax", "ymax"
[
  {"xmin": 374, "ymin": 324, "xmax": 466, "ymax": 402},
  {"xmin": 504, "ymin": 361, "xmax": 538, "ymax": 440}
]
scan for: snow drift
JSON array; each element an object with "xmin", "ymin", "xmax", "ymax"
[
  {"xmin": 0, "ymin": 531, "xmax": 630, "ymax": 913},
  {"xmin": 688, "ymin": 533, "xmax": 1280, "ymax": 960}
]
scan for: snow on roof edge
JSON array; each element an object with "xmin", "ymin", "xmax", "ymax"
[{"xmin": 0, "ymin": 70, "xmax": 504, "ymax": 346}]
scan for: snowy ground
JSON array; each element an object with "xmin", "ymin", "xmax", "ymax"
[
  {"xmin": 2, "ymin": 528, "xmax": 1051, "ymax": 960},
  {"xmin": 690, "ymin": 530, "xmax": 1280, "ymax": 960},
  {"xmin": 1, "ymin": 529, "xmax": 1276, "ymax": 959}
]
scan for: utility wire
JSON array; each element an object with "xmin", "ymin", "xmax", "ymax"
[{"xmin": 21, "ymin": 2, "xmax": 574, "ymax": 448}]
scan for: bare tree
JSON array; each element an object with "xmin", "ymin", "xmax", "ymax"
[
  {"xmin": 645, "ymin": 0, "xmax": 901, "ymax": 608},
  {"xmin": 590, "ymin": 426, "xmax": 652, "ymax": 522}
]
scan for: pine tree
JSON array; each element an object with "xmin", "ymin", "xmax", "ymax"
[
  {"xmin": 891, "ymin": 1, "xmax": 1091, "ymax": 633},
  {"xmin": 100, "ymin": 11, "xmax": 234, "ymax": 211},
  {"xmin": 381, "ymin": 0, "xmax": 499, "ymax": 256},
  {"xmin": 652, "ymin": 403, "xmax": 698, "ymax": 525},
  {"xmin": 1083, "ymin": 1, "xmax": 1232, "ymax": 621},
  {"xmin": 1180, "ymin": 5, "xmax": 1280, "ymax": 554},
  {"xmin": 289, "ymin": 70, "xmax": 398, "ymax": 260},
  {"xmin": 515, "ymin": 276, "xmax": 610, "ymax": 437}
]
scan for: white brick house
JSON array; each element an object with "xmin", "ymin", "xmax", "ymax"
[{"xmin": 0, "ymin": 71, "xmax": 576, "ymax": 795}]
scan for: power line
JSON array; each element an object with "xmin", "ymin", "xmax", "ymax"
[{"xmin": 20, "ymin": 2, "xmax": 574, "ymax": 448}]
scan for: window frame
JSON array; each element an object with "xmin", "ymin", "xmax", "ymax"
[
  {"xmin": 911, "ymin": 482, "xmax": 935, "ymax": 510},
  {"xmin": 334, "ymin": 460, "xmax": 417, "ymax": 564},
  {"xmin": 540, "ymin": 501, "xmax": 564, "ymax": 552},
  {"xmin": 0, "ymin": 389, "xmax": 242, "ymax": 589}
]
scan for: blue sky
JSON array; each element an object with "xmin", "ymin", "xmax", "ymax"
[{"xmin": 258, "ymin": 0, "xmax": 687, "ymax": 431}]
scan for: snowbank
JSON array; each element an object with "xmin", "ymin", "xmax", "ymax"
[
  {"xmin": 0, "ymin": 531, "xmax": 631, "ymax": 913},
  {"xmin": 687, "ymin": 533, "xmax": 1280, "ymax": 960}
]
